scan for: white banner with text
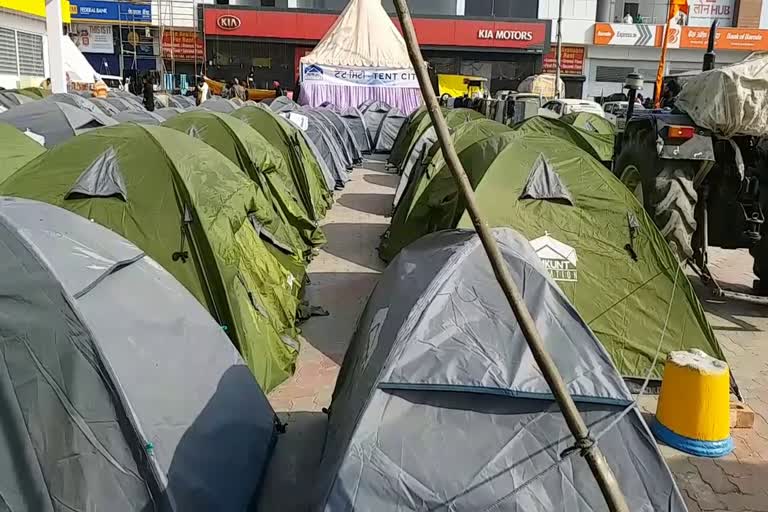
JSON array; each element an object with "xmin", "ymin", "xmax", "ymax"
[{"xmin": 301, "ymin": 64, "xmax": 418, "ymax": 88}]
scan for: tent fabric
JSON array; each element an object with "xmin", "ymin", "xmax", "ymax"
[
  {"xmin": 315, "ymin": 108, "xmax": 362, "ymax": 162},
  {"xmin": 66, "ymin": 147, "xmax": 128, "ymax": 200},
  {"xmin": 303, "ymin": 110, "xmax": 352, "ymax": 184},
  {"xmin": 393, "ymin": 125, "xmax": 436, "ymax": 208},
  {"xmin": 0, "ymin": 124, "xmax": 303, "ymax": 392},
  {"xmin": 0, "ymin": 101, "xmax": 116, "ymax": 148},
  {"xmin": 232, "ymin": 106, "xmax": 334, "ymax": 219},
  {"xmin": 104, "ymin": 97, "xmax": 142, "ymax": 112},
  {"xmin": 114, "ymin": 110, "xmax": 167, "ymax": 125},
  {"xmin": 0, "ymin": 91, "xmax": 36, "ymax": 112},
  {"xmin": 162, "ymin": 110, "xmax": 326, "ymax": 251},
  {"xmin": 519, "ymin": 155, "xmax": 574, "ymax": 203},
  {"xmin": 63, "ymin": 35, "xmax": 100, "ymax": 83},
  {"xmin": 514, "ymin": 115, "xmax": 615, "ymax": 162},
  {"xmin": 317, "ymin": 228, "xmax": 686, "ymax": 511},
  {"xmin": 89, "ymin": 97, "xmax": 123, "ymax": 116},
  {"xmin": 561, "ymin": 111, "xmax": 616, "ymax": 136},
  {"xmin": 198, "ymin": 97, "xmax": 237, "ymax": 113},
  {"xmin": 388, "ymin": 107, "xmax": 431, "ymax": 168},
  {"xmin": 270, "ymin": 96, "xmax": 300, "ymax": 113},
  {"xmin": 301, "ymin": 0, "xmax": 411, "ymax": 68},
  {"xmin": 45, "ymin": 92, "xmax": 103, "ymax": 115},
  {"xmin": 372, "ymin": 109, "xmax": 407, "ymax": 153},
  {"xmin": 382, "ymin": 118, "xmax": 512, "ymax": 259},
  {"xmin": 155, "ymin": 107, "xmax": 186, "ymax": 119},
  {"xmin": 0, "ymin": 123, "xmax": 45, "ymax": 184},
  {"xmin": 298, "ymin": 0, "xmax": 420, "ymax": 112},
  {"xmin": 339, "ymin": 106, "xmax": 372, "ymax": 153},
  {"xmin": 0, "ymin": 196, "xmax": 278, "ymax": 512},
  {"xmin": 380, "ymin": 132, "xmax": 728, "ymax": 382}
]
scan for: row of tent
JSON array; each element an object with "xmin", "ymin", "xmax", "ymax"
[
  {"xmin": 382, "ymin": 107, "xmax": 731, "ymax": 389},
  {"xmin": 0, "ymin": 88, "xmax": 357, "ymax": 509},
  {"xmin": 310, "ymin": 109, "xmax": 705, "ymax": 509}
]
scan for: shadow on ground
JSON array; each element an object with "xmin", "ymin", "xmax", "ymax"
[
  {"xmin": 317, "ymin": 223, "xmax": 389, "ymax": 272},
  {"xmin": 691, "ymin": 278, "xmax": 767, "ymax": 333},
  {"xmin": 337, "ymin": 193, "xmax": 394, "ymax": 216},
  {"xmin": 257, "ymin": 411, "xmax": 328, "ymax": 512},
  {"xmin": 363, "ymin": 173, "xmax": 399, "ymax": 189},
  {"xmin": 302, "ymin": 272, "xmax": 379, "ymax": 365}
]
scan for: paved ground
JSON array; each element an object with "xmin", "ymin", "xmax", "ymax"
[{"xmin": 259, "ymin": 159, "xmax": 768, "ymax": 511}]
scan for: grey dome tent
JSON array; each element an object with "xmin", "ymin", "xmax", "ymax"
[
  {"xmin": 89, "ymin": 97, "xmax": 122, "ymax": 116},
  {"xmin": 45, "ymin": 92, "xmax": 103, "ymax": 115},
  {"xmin": 173, "ymin": 94, "xmax": 196, "ymax": 108},
  {"xmin": 315, "ymin": 107, "xmax": 362, "ymax": 163},
  {"xmin": 0, "ymin": 197, "xmax": 278, "ymax": 512},
  {"xmin": 0, "ymin": 90, "xmax": 35, "ymax": 112},
  {"xmin": 339, "ymin": 106, "xmax": 371, "ymax": 153},
  {"xmin": 362, "ymin": 101, "xmax": 406, "ymax": 153},
  {"xmin": 270, "ymin": 95, "xmax": 300, "ymax": 113},
  {"xmin": 199, "ymin": 96, "xmax": 237, "ymax": 113},
  {"xmin": 305, "ymin": 109, "xmax": 354, "ymax": 167},
  {"xmin": 155, "ymin": 106, "xmax": 186, "ymax": 120},
  {"xmin": 104, "ymin": 96, "xmax": 143, "ymax": 112},
  {"xmin": 300, "ymin": 110, "xmax": 351, "ymax": 185},
  {"xmin": 0, "ymin": 101, "xmax": 116, "ymax": 147},
  {"xmin": 316, "ymin": 228, "xmax": 686, "ymax": 511},
  {"xmin": 114, "ymin": 109, "xmax": 167, "ymax": 125}
]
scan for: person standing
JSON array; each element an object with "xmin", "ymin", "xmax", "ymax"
[
  {"xmin": 198, "ymin": 78, "xmax": 210, "ymax": 105},
  {"xmin": 273, "ymin": 81, "xmax": 284, "ymax": 97},
  {"xmin": 143, "ymin": 76, "xmax": 155, "ymax": 111},
  {"xmin": 233, "ymin": 78, "xmax": 247, "ymax": 101}
]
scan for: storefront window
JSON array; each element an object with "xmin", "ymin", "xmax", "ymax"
[{"xmin": 465, "ymin": 0, "xmax": 538, "ymax": 18}]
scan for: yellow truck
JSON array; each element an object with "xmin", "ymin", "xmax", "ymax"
[{"xmin": 436, "ymin": 74, "xmax": 488, "ymax": 98}]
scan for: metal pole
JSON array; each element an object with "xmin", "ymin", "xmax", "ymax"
[
  {"xmin": 391, "ymin": 1, "xmax": 631, "ymax": 510},
  {"xmin": 555, "ymin": 0, "xmax": 564, "ymax": 98},
  {"xmin": 45, "ymin": 0, "xmax": 67, "ymax": 93}
]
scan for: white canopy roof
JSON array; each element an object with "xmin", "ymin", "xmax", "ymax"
[{"xmin": 300, "ymin": 0, "xmax": 412, "ymax": 68}]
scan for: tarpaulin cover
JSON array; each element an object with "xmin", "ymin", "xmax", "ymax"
[
  {"xmin": 163, "ymin": 110, "xmax": 326, "ymax": 251},
  {"xmin": 676, "ymin": 55, "xmax": 768, "ymax": 137},
  {"xmin": 381, "ymin": 132, "xmax": 727, "ymax": 382},
  {"xmin": 0, "ymin": 196, "xmax": 277, "ymax": 511},
  {"xmin": 0, "ymin": 101, "xmax": 116, "ymax": 148},
  {"xmin": 0, "ymin": 124, "xmax": 302, "ymax": 392},
  {"xmin": 318, "ymin": 228, "xmax": 686, "ymax": 511},
  {"xmin": 0, "ymin": 123, "xmax": 45, "ymax": 184},
  {"xmin": 232, "ymin": 106, "xmax": 334, "ymax": 218}
]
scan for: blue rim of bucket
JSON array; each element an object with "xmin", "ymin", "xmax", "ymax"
[{"xmin": 652, "ymin": 420, "xmax": 733, "ymax": 458}]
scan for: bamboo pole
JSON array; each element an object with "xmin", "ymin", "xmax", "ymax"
[{"xmin": 391, "ymin": 1, "xmax": 630, "ymax": 510}]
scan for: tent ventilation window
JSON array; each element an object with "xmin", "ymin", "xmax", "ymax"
[
  {"xmin": 519, "ymin": 155, "xmax": 574, "ymax": 205},
  {"xmin": 186, "ymin": 125, "xmax": 202, "ymax": 139},
  {"xmin": 173, "ymin": 204, "xmax": 193, "ymax": 263},
  {"xmin": 66, "ymin": 147, "xmax": 128, "ymax": 201}
]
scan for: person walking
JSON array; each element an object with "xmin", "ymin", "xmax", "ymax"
[{"xmin": 142, "ymin": 76, "xmax": 155, "ymax": 111}]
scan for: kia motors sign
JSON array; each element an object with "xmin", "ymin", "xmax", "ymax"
[
  {"xmin": 217, "ymin": 15, "xmax": 241, "ymax": 31},
  {"xmin": 204, "ymin": 8, "xmax": 549, "ymax": 52}
]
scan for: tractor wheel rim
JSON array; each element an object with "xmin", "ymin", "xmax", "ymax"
[{"xmin": 620, "ymin": 165, "xmax": 643, "ymax": 205}]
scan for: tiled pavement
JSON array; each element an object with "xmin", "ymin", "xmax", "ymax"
[{"xmin": 258, "ymin": 160, "xmax": 768, "ymax": 511}]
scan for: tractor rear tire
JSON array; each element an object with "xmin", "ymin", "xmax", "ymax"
[
  {"xmin": 754, "ymin": 232, "xmax": 768, "ymax": 282},
  {"xmin": 617, "ymin": 150, "xmax": 698, "ymax": 262}
]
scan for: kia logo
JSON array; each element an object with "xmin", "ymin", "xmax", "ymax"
[{"xmin": 217, "ymin": 15, "xmax": 241, "ymax": 30}]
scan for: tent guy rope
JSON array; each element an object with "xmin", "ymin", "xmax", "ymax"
[{"xmin": 391, "ymin": 0, "xmax": 631, "ymax": 510}]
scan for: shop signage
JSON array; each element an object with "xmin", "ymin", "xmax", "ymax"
[
  {"xmin": 542, "ymin": 46, "xmax": 584, "ymax": 75},
  {"xmin": 161, "ymin": 31, "xmax": 204, "ymax": 61},
  {"xmin": 72, "ymin": 23, "xmax": 114, "ymax": 54},
  {"xmin": 204, "ymin": 8, "xmax": 550, "ymax": 51},
  {"xmin": 594, "ymin": 22, "xmax": 768, "ymax": 51},
  {"xmin": 593, "ymin": 23, "xmax": 657, "ymax": 46},
  {"xmin": 70, "ymin": 0, "xmax": 151, "ymax": 25},
  {"xmin": 301, "ymin": 64, "xmax": 418, "ymax": 88},
  {"xmin": 217, "ymin": 15, "xmax": 241, "ymax": 31},
  {"xmin": 688, "ymin": 0, "xmax": 734, "ymax": 27},
  {"xmin": 0, "ymin": 0, "xmax": 71, "ymax": 22}
]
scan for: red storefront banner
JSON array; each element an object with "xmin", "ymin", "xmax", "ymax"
[
  {"xmin": 162, "ymin": 30, "xmax": 204, "ymax": 61},
  {"xmin": 541, "ymin": 46, "xmax": 584, "ymax": 75},
  {"xmin": 203, "ymin": 8, "xmax": 550, "ymax": 51}
]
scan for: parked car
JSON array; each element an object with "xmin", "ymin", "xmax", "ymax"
[
  {"xmin": 539, "ymin": 98, "xmax": 605, "ymax": 119},
  {"xmin": 603, "ymin": 100, "xmax": 645, "ymax": 130}
]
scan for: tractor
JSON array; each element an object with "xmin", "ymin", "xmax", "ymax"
[{"xmin": 613, "ymin": 25, "xmax": 768, "ymax": 299}]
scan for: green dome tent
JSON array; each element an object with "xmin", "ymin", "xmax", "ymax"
[
  {"xmin": 0, "ymin": 123, "xmax": 302, "ymax": 391},
  {"xmin": 162, "ymin": 111, "xmax": 326, "ymax": 255},
  {"xmin": 381, "ymin": 118, "xmax": 512, "ymax": 261},
  {"xmin": 0, "ymin": 123, "xmax": 45, "ymax": 184},
  {"xmin": 513, "ymin": 115, "xmax": 615, "ymax": 163},
  {"xmin": 561, "ymin": 111, "xmax": 616, "ymax": 136},
  {"xmin": 232, "ymin": 106, "xmax": 333, "ymax": 221},
  {"xmin": 381, "ymin": 131, "xmax": 729, "ymax": 384},
  {"xmin": 388, "ymin": 107, "xmax": 431, "ymax": 168}
]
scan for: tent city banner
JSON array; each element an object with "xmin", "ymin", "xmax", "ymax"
[{"xmin": 301, "ymin": 64, "xmax": 418, "ymax": 88}]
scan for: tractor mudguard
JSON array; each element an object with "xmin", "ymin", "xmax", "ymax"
[{"xmin": 624, "ymin": 112, "xmax": 715, "ymax": 162}]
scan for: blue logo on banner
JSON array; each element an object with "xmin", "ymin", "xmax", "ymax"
[
  {"xmin": 303, "ymin": 64, "xmax": 324, "ymax": 81},
  {"xmin": 70, "ymin": 0, "xmax": 152, "ymax": 24}
]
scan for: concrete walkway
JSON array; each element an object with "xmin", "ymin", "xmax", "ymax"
[
  {"xmin": 259, "ymin": 159, "xmax": 768, "ymax": 511},
  {"xmin": 259, "ymin": 160, "xmax": 395, "ymax": 511}
]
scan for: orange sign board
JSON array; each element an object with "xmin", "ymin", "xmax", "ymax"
[{"xmin": 593, "ymin": 22, "xmax": 768, "ymax": 51}]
